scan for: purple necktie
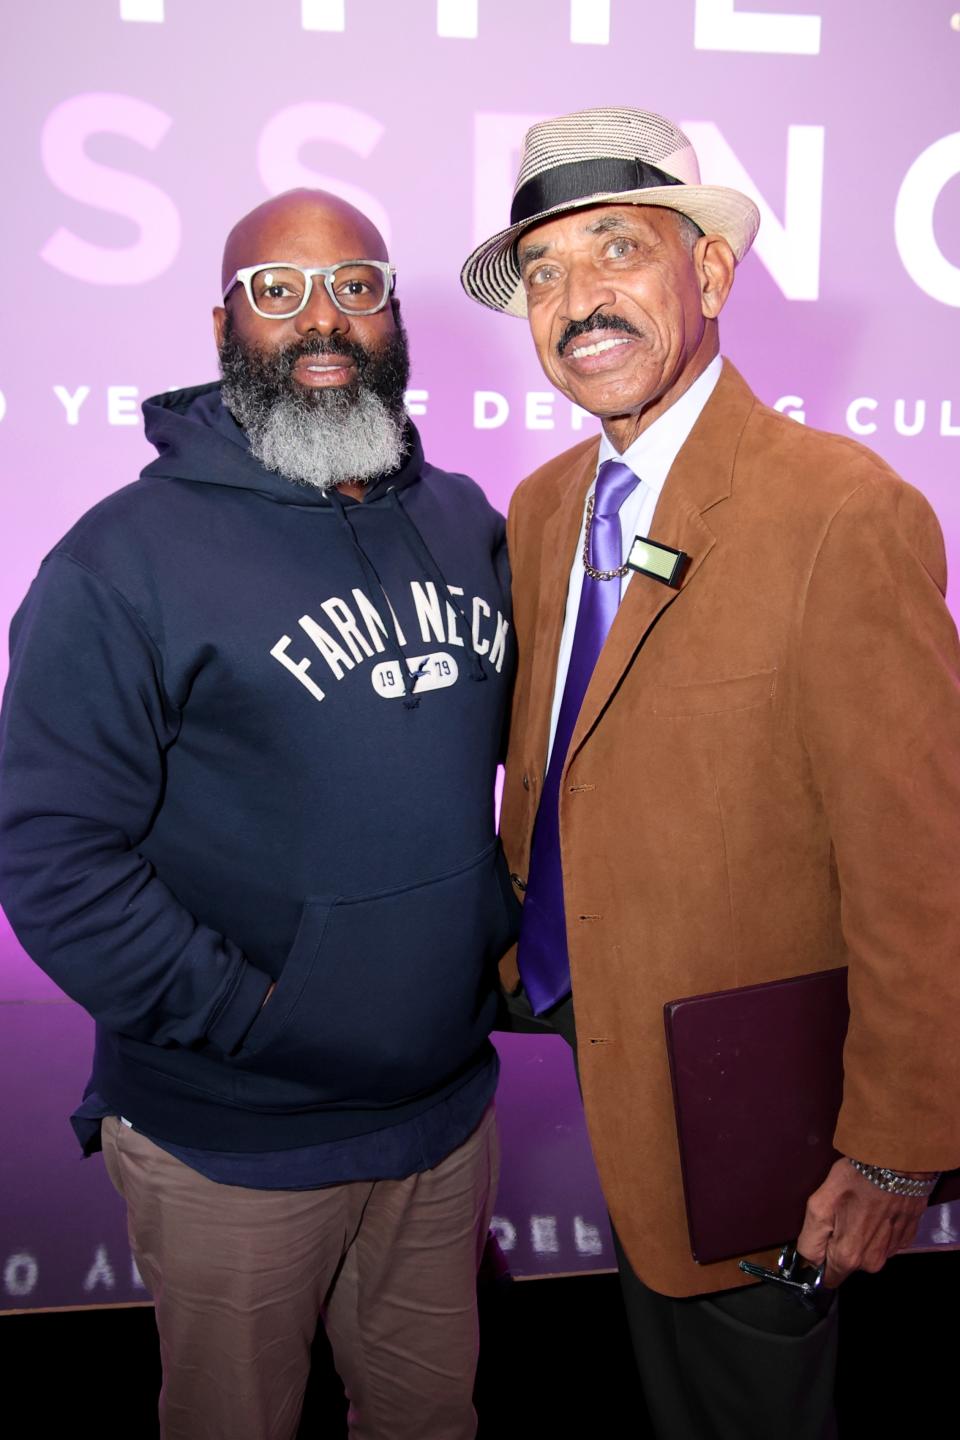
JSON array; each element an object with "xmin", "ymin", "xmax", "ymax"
[{"xmin": 517, "ymin": 459, "xmax": 640, "ymax": 1014}]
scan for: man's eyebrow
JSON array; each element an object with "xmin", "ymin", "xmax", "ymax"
[
  {"xmin": 585, "ymin": 214, "xmax": 633, "ymax": 236},
  {"xmin": 517, "ymin": 241, "xmax": 550, "ymax": 268}
]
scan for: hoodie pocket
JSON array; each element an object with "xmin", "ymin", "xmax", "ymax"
[
  {"xmin": 233, "ymin": 898, "xmax": 334, "ymax": 1059},
  {"xmin": 231, "ymin": 839, "xmax": 514, "ymax": 1105}
]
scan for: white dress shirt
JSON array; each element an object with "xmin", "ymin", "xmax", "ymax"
[{"xmin": 546, "ymin": 354, "xmax": 723, "ymax": 766}]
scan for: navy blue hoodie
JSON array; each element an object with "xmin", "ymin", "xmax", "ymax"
[{"xmin": 0, "ymin": 385, "xmax": 517, "ymax": 1149}]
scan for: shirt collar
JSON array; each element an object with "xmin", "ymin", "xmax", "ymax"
[{"xmin": 596, "ymin": 354, "xmax": 723, "ymax": 497}]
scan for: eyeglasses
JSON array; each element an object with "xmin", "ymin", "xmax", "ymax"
[{"xmin": 223, "ymin": 261, "xmax": 397, "ymax": 319}]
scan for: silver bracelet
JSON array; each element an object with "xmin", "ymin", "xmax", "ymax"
[{"xmin": 848, "ymin": 1157, "xmax": 940, "ymax": 1198}]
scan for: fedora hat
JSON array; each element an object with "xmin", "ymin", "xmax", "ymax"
[{"xmin": 460, "ymin": 106, "xmax": 760, "ymax": 317}]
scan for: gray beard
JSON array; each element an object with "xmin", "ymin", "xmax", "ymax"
[{"xmin": 226, "ymin": 386, "xmax": 407, "ymax": 492}]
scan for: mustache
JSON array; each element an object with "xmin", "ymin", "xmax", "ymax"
[
  {"xmin": 556, "ymin": 312, "xmax": 642, "ymax": 357},
  {"xmin": 276, "ymin": 333, "xmax": 370, "ymax": 372}
]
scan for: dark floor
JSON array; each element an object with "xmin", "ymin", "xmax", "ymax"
[{"xmin": 2, "ymin": 1253, "xmax": 953, "ymax": 1436}]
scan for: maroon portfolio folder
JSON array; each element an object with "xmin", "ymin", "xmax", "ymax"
[{"xmin": 664, "ymin": 967, "xmax": 960, "ymax": 1265}]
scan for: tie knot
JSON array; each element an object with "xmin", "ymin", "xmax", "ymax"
[{"xmin": 594, "ymin": 459, "xmax": 639, "ymax": 518}]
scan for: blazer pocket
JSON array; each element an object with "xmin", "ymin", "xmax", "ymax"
[{"xmin": 648, "ymin": 669, "xmax": 777, "ymax": 717}]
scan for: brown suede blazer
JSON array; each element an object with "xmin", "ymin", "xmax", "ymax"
[{"xmin": 499, "ymin": 361, "xmax": 960, "ymax": 1297}]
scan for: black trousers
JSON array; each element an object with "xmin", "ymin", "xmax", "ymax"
[
  {"xmin": 501, "ymin": 987, "xmax": 839, "ymax": 1440},
  {"xmin": 614, "ymin": 1229, "xmax": 838, "ymax": 1440}
]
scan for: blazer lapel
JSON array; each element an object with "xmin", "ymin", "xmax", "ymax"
[{"xmin": 566, "ymin": 361, "xmax": 757, "ymax": 766}]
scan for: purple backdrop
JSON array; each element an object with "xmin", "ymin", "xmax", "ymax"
[{"xmin": 2, "ymin": 1, "xmax": 959, "ymax": 1308}]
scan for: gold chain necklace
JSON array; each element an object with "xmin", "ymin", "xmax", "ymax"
[{"xmin": 582, "ymin": 493, "xmax": 630, "ymax": 581}]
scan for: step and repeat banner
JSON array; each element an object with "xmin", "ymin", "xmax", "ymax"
[{"xmin": 1, "ymin": 1, "xmax": 958, "ymax": 1308}]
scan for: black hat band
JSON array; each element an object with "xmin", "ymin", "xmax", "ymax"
[{"xmin": 510, "ymin": 156, "xmax": 684, "ymax": 227}]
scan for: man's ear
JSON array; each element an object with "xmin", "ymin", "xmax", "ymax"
[
  {"xmin": 696, "ymin": 235, "xmax": 736, "ymax": 321},
  {"xmin": 212, "ymin": 305, "xmax": 227, "ymax": 349}
]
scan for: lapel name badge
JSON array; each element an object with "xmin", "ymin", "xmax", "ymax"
[{"xmin": 627, "ymin": 535, "xmax": 689, "ymax": 589}]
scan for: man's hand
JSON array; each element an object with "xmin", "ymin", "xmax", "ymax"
[{"xmin": 796, "ymin": 1157, "xmax": 932, "ymax": 1286}]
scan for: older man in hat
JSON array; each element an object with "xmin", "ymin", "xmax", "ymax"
[{"xmin": 461, "ymin": 107, "xmax": 960, "ymax": 1437}]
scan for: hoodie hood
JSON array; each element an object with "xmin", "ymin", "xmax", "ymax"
[{"xmin": 140, "ymin": 381, "xmax": 424, "ymax": 507}]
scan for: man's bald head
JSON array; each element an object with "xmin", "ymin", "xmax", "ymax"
[{"xmin": 220, "ymin": 189, "xmax": 389, "ymax": 292}]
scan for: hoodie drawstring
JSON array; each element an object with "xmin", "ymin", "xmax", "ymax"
[
  {"xmin": 328, "ymin": 490, "xmax": 420, "ymax": 710},
  {"xmin": 386, "ymin": 489, "xmax": 487, "ymax": 685}
]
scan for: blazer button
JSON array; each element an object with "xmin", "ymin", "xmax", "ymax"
[{"xmin": 510, "ymin": 873, "xmax": 528, "ymax": 892}]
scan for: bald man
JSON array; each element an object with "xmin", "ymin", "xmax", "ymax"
[{"xmin": 0, "ymin": 191, "xmax": 516, "ymax": 1440}]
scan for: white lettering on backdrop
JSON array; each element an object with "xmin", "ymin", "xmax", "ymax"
[
  {"xmin": 895, "ymin": 132, "xmax": 960, "ymax": 308},
  {"xmin": 693, "ymin": 0, "xmax": 821, "ymax": 55},
  {"xmin": 40, "ymin": 93, "xmax": 181, "ymax": 285},
  {"xmin": 120, "ymin": 0, "xmax": 823, "ymax": 52},
  {"xmin": 682, "ymin": 122, "xmax": 825, "ymax": 301},
  {"xmin": 29, "ymin": 385, "xmax": 960, "ymax": 440},
  {"xmin": 35, "ymin": 88, "xmax": 954, "ymax": 311},
  {"xmin": 119, "ymin": 0, "xmax": 617, "ymax": 45}
]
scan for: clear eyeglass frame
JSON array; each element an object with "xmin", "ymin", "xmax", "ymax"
[{"xmin": 222, "ymin": 260, "xmax": 397, "ymax": 319}]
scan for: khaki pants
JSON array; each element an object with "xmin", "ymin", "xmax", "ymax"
[{"xmin": 102, "ymin": 1106, "xmax": 498, "ymax": 1440}]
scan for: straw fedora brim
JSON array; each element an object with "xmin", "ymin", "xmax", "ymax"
[{"xmin": 461, "ymin": 184, "xmax": 760, "ymax": 318}]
